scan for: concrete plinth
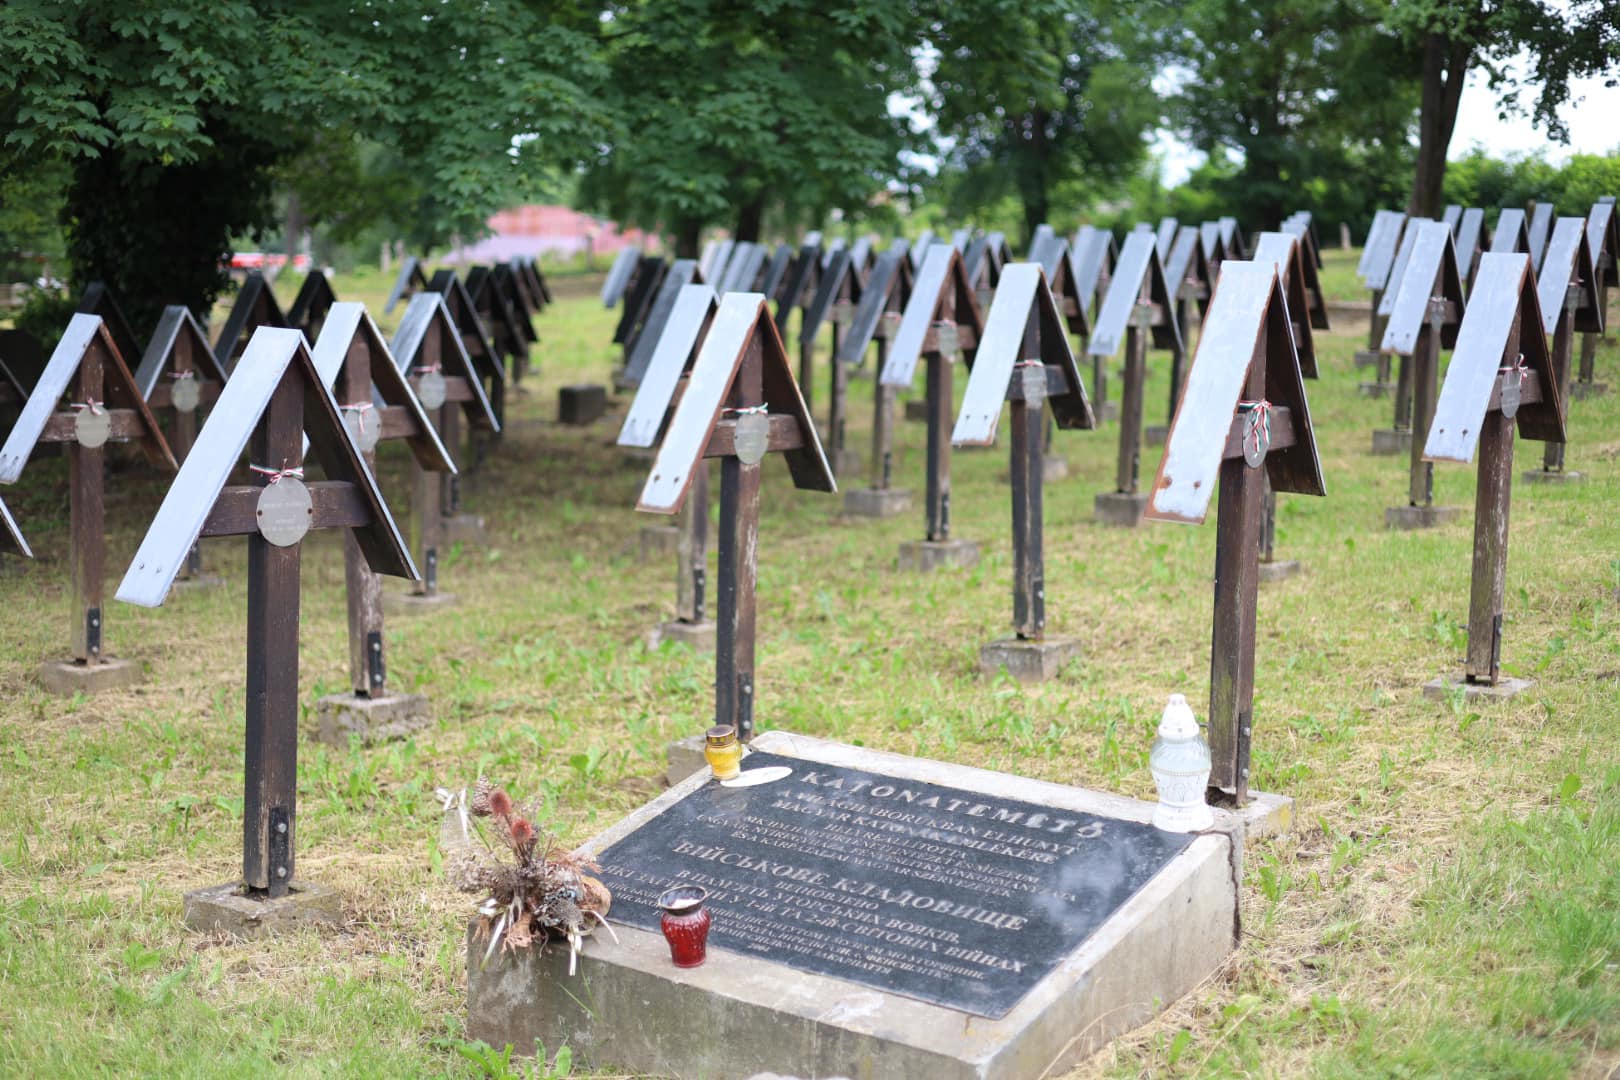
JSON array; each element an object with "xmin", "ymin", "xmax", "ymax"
[
  {"xmin": 169, "ymin": 574, "xmax": 227, "ymax": 593},
  {"xmin": 314, "ymin": 691, "xmax": 431, "ymax": 747},
  {"xmin": 648, "ymin": 619, "xmax": 715, "ymax": 652},
  {"xmin": 1258, "ymin": 559, "xmax": 1302, "ymax": 583},
  {"xmin": 978, "ymin": 637, "xmax": 1080, "ymax": 683},
  {"xmin": 444, "ymin": 513, "xmax": 487, "ymax": 547},
  {"xmin": 38, "ymin": 657, "xmax": 142, "ymax": 696},
  {"xmin": 1358, "ymin": 382, "xmax": 1394, "ymax": 398},
  {"xmin": 664, "ymin": 733, "xmax": 708, "ymax": 786},
  {"xmin": 903, "ymin": 399, "xmax": 929, "ymax": 422},
  {"xmin": 385, "ymin": 590, "xmax": 459, "ymax": 615},
  {"xmin": 558, "ymin": 384, "xmax": 608, "ymax": 426},
  {"xmin": 1571, "ymin": 381, "xmax": 1608, "ymax": 400},
  {"xmin": 1370, "ymin": 428, "xmax": 1411, "ymax": 455},
  {"xmin": 467, "ymin": 732, "xmax": 1241, "ymax": 1080},
  {"xmin": 1385, "ymin": 505, "xmax": 1462, "ymax": 530},
  {"xmin": 843, "ymin": 487, "xmax": 913, "ymax": 518},
  {"xmin": 1422, "ymin": 674, "xmax": 1534, "ymax": 703},
  {"xmin": 1522, "ymin": 469, "xmax": 1584, "ymax": 485},
  {"xmin": 897, "ymin": 538, "xmax": 980, "ymax": 572},
  {"xmin": 1094, "ymin": 491, "xmax": 1149, "ymax": 527},
  {"xmin": 638, "ymin": 524, "xmax": 681, "ymax": 560},
  {"xmin": 1353, "ymin": 349, "xmax": 1383, "ymax": 369},
  {"xmin": 1232, "ymin": 791, "xmax": 1295, "ymax": 841},
  {"xmin": 1143, "ymin": 424, "xmax": 1168, "ymax": 448},
  {"xmin": 183, "ymin": 880, "xmax": 344, "ymax": 938}
]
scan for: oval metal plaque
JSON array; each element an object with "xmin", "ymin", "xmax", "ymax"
[
  {"xmin": 1242, "ymin": 409, "xmax": 1269, "ymax": 469},
  {"xmin": 256, "ymin": 476, "xmax": 313, "ymax": 547},
  {"xmin": 345, "ymin": 407, "xmax": 381, "ymax": 453},
  {"xmin": 1019, "ymin": 364, "xmax": 1047, "ymax": 403},
  {"xmin": 417, "ymin": 370, "xmax": 447, "ymax": 410},
  {"xmin": 1499, "ymin": 370, "xmax": 1521, "ymax": 419},
  {"xmin": 75, "ymin": 407, "xmax": 111, "ymax": 448},
  {"xmin": 171, "ymin": 375, "xmax": 201, "ymax": 413},
  {"xmin": 734, "ymin": 411, "xmax": 769, "ymax": 465}
]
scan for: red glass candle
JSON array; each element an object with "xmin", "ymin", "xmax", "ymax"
[{"xmin": 657, "ymin": 885, "xmax": 711, "ymax": 968}]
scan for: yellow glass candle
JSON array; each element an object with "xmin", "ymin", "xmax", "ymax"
[{"xmin": 703, "ymin": 725, "xmax": 742, "ymax": 780}]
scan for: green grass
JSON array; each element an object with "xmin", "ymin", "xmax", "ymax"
[{"xmin": 2, "ymin": 251, "xmax": 1618, "ymax": 1078}]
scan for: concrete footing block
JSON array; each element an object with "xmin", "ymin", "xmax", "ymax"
[
  {"xmin": 1258, "ymin": 559, "xmax": 1302, "ymax": 583},
  {"xmin": 903, "ymin": 399, "xmax": 929, "ymax": 422},
  {"xmin": 314, "ymin": 691, "xmax": 431, "ymax": 747},
  {"xmin": 664, "ymin": 733, "xmax": 708, "ymax": 786},
  {"xmin": 1143, "ymin": 424, "xmax": 1168, "ymax": 448},
  {"xmin": 843, "ymin": 487, "xmax": 912, "ymax": 518},
  {"xmin": 1370, "ymin": 428, "xmax": 1411, "ymax": 455},
  {"xmin": 183, "ymin": 880, "xmax": 343, "ymax": 938},
  {"xmin": 558, "ymin": 384, "xmax": 608, "ymax": 426},
  {"xmin": 897, "ymin": 538, "xmax": 980, "ymax": 572},
  {"xmin": 648, "ymin": 620, "xmax": 715, "ymax": 652},
  {"xmin": 1385, "ymin": 504, "xmax": 1462, "ymax": 530},
  {"xmin": 385, "ymin": 590, "xmax": 459, "ymax": 615},
  {"xmin": 38, "ymin": 657, "xmax": 142, "ymax": 696},
  {"xmin": 1353, "ymin": 349, "xmax": 1381, "ymax": 369},
  {"xmin": 1094, "ymin": 490, "xmax": 1149, "ymax": 527},
  {"xmin": 1570, "ymin": 381, "xmax": 1607, "ymax": 400},
  {"xmin": 1358, "ymin": 382, "xmax": 1394, "ymax": 398},
  {"xmin": 978, "ymin": 637, "xmax": 1080, "ymax": 683},
  {"xmin": 1231, "ymin": 791, "xmax": 1295, "ymax": 841},
  {"xmin": 1522, "ymin": 469, "xmax": 1584, "ymax": 485},
  {"xmin": 638, "ymin": 524, "xmax": 681, "ymax": 560},
  {"xmin": 1422, "ymin": 674, "xmax": 1534, "ymax": 703}
]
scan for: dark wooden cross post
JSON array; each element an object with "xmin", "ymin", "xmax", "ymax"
[
  {"xmin": 118, "ymin": 327, "xmax": 416, "ymax": 924},
  {"xmin": 310, "ymin": 303, "xmax": 456, "ymax": 742},
  {"xmin": 1354, "ymin": 210, "xmax": 1406, "ymax": 396},
  {"xmin": 881, "ymin": 245, "xmax": 984, "ymax": 570},
  {"xmin": 0, "ymin": 314, "xmax": 175, "ymax": 694},
  {"xmin": 619, "ymin": 283, "xmax": 721, "ymax": 648},
  {"xmin": 390, "ymin": 293, "xmax": 501, "ymax": 607},
  {"xmin": 1089, "ymin": 230, "xmax": 1182, "ymax": 527},
  {"xmin": 1574, "ymin": 200, "xmax": 1616, "ymax": 397},
  {"xmin": 1146, "ymin": 262, "xmax": 1325, "ymax": 807},
  {"xmin": 838, "ymin": 248, "xmax": 912, "ymax": 516},
  {"xmin": 1421, "ymin": 252, "xmax": 1564, "ymax": 702},
  {"xmin": 636, "ymin": 292, "xmax": 833, "ymax": 742},
  {"xmin": 953, "ymin": 264, "xmax": 1095, "ymax": 683},
  {"xmin": 1526, "ymin": 217, "xmax": 1602, "ymax": 483},
  {"xmin": 135, "ymin": 306, "xmax": 230, "ymax": 583}
]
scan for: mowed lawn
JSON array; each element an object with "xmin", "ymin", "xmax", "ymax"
[{"xmin": 0, "ymin": 248, "xmax": 1616, "ymax": 1078}]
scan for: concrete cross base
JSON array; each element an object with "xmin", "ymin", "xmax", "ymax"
[
  {"xmin": 1522, "ymin": 469, "xmax": 1584, "ymax": 485},
  {"xmin": 648, "ymin": 619, "xmax": 716, "ymax": 653},
  {"xmin": 903, "ymin": 398, "xmax": 930, "ymax": 422},
  {"xmin": 558, "ymin": 384, "xmax": 609, "ymax": 426},
  {"xmin": 444, "ymin": 513, "xmax": 487, "ymax": 547},
  {"xmin": 314, "ymin": 690, "xmax": 432, "ymax": 747},
  {"xmin": 1094, "ymin": 490, "xmax": 1149, "ymax": 527},
  {"xmin": 637, "ymin": 524, "xmax": 681, "ymax": 560},
  {"xmin": 1228, "ymin": 791, "xmax": 1295, "ymax": 841},
  {"xmin": 1258, "ymin": 559, "xmax": 1303, "ymax": 583},
  {"xmin": 1369, "ymin": 428, "xmax": 1411, "ymax": 455},
  {"xmin": 1352, "ymin": 348, "xmax": 1382, "ymax": 369},
  {"xmin": 38, "ymin": 656, "xmax": 142, "ymax": 696},
  {"xmin": 1422, "ymin": 674, "xmax": 1534, "ymax": 703},
  {"xmin": 978, "ymin": 637, "xmax": 1080, "ymax": 683},
  {"xmin": 843, "ymin": 487, "xmax": 913, "ymax": 518},
  {"xmin": 183, "ymin": 880, "xmax": 344, "ymax": 938},
  {"xmin": 897, "ymin": 537, "xmax": 981, "ymax": 572},
  {"xmin": 385, "ymin": 590, "xmax": 459, "ymax": 615},
  {"xmin": 1385, "ymin": 504, "xmax": 1462, "ymax": 530},
  {"xmin": 1143, "ymin": 424, "xmax": 1168, "ymax": 448},
  {"xmin": 169, "ymin": 574, "xmax": 228, "ymax": 593},
  {"xmin": 1570, "ymin": 381, "xmax": 1607, "ymax": 400},
  {"xmin": 1358, "ymin": 381, "xmax": 1394, "ymax": 398}
]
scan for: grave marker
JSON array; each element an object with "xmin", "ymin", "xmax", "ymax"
[
  {"xmin": 1455, "ymin": 207, "xmax": 1487, "ymax": 284},
  {"xmin": 383, "ymin": 256, "xmax": 429, "ymax": 314},
  {"xmin": 718, "ymin": 242, "xmax": 759, "ymax": 293},
  {"xmin": 1369, "ymin": 219, "xmax": 1430, "ymax": 427},
  {"xmin": 617, "ymin": 260, "xmax": 703, "ymax": 391},
  {"xmin": 0, "ymin": 314, "xmax": 176, "ymax": 693},
  {"xmin": 1421, "ymin": 253, "xmax": 1562, "ymax": 702},
  {"xmin": 467, "ymin": 265, "xmax": 531, "ymax": 388},
  {"xmin": 1088, "ymin": 231, "xmax": 1182, "ymax": 526},
  {"xmin": 835, "ymin": 248, "xmax": 913, "ymax": 516},
  {"xmin": 1524, "ymin": 216, "xmax": 1601, "ymax": 484},
  {"xmin": 1072, "ymin": 226, "xmax": 1119, "ymax": 415},
  {"xmin": 1146, "ymin": 261, "xmax": 1324, "ymax": 803},
  {"xmin": 909, "ymin": 229, "xmax": 934, "ymax": 268},
  {"xmin": 1145, "ymin": 226, "xmax": 1216, "ymax": 446},
  {"xmin": 637, "ymin": 291, "xmax": 834, "ymax": 740},
  {"xmin": 287, "ymin": 271, "xmax": 338, "ymax": 339},
  {"xmin": 1489, "ymin": 208, "xmax": 1531, "ymax": 255},
  {"xmin": 879, "ymin": 245, "xmax": 985, "ymax": 570},
  {"xmin": 602, "ymin": 246, "xmax": 643, "ymax": 308},
  {"xmin": 426, "ymin": 269, "xmax": 507, "ymax": 439},
  {"xmin": 613, "ymin": 256, "xmax": 670, "ymax": 360},
  {"xmin": 310, "ymin": 302, "xmax": 456, "ymax": 743},
  {"xmin": 964, "ymin": 231, "xmax": 1013, "ymax": 310},
  {"xmin": 757, "ymin": 243, "xmax": 794, "ymax": 304},
  {"xmin": 1218, "ymin": 216, "xmax": 1248, "ymax": 259},
  {"xmin": 1353, "ymin": 210, "xmax": 1407, "ymax": 393},
  {"xmin": 1442, "ymin": 204, "xmax": 1462, "ymax": 232},
  {"xmin": 954, "ymin": 263, "xmax": 1096, "ymax": 681},
  {"xmin": 214, "ymin": 272, "xmax": 289, "ymax": 371},
  {"xmin": 1527, "ymin": 202, "xmax": 1555, "ymax": 271},
  {"xmin": 1155, "ymin": 216, "xmax": 1179, "ymax": 262},
  {"xmin": 1199, "ymin": 221, "xmax": 1228, "ymax": 273},
  {"xmin": 1574, "ymin": 200, "xmax": 1618, "ymax": 397},
  {"xmin": 117, "ymin": 326, "xmax": 416, "ymax": 933},
  {"xmin": 76, "ymin": 282, "xmax": 143, "ymax": 370},
  {"xmin": 800, "ymin": 247, "xmax": 863, "ymax": 475},
  {"xmin": 706, "ymin": 240, "xmax": 736, "ymax": 286}
]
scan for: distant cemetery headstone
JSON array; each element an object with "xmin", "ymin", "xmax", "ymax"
[
  {"xmin": 1146, "ymin": 260, "xmax": 1324, "ymax": 804},
  {"xmin": 117, "ymin": 326, "xmax": 416, "ymax": 935},
  {"xmin": 1524, "ymin": 216, "xmax": 1601, "ymax": 484},
  {"xmin": 0, "ymin": 314, "xmax": 176, "ymax": 694},
  {"xmin": 1421, "ymin": 252, "xmax": 1562, "ymax": 703},
  {"xmin": 1368, "ymin": 218, "xmax": 1432, "ymax": 435},
  {"xmin": 467, "ymin": 265, "xmax": 530, "ymax": 388}
]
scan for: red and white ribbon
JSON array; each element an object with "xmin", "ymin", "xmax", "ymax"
[
  {"xmin": 1236, "ymin": 399, "xmax": 1272, "ymax": 460},
  {"xmin": 70, "ymin": 399, "xmax": 104, "ymax": 415},
  {"xmin": 250, "ymin": 461, "xmax": 305, "ymax": 485},
  {"xmin": 341, "ymin": 401, "xmax": 374, "ymax": 435}
]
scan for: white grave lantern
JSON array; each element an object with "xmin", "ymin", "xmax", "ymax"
[{"xmin": 1150, "ymin": 693, "xmax": 1214, "ymax": 832}]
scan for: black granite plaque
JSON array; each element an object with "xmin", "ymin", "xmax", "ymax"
[{"xmin": 596, "ymin": 752, "xmax": 1194, "ymax": 1019}]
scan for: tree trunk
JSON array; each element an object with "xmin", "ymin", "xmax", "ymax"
[
  {"xmin": 736, "ymin": 196, "xmax": 765, "ymax": 243},
  {"xmin": 1409, "ymin": 33, "xmax": 1471, "ymax": 218},
  {"xmin": 1016, "ymin": 108, "xmax": 1051, "ymax": 250},
  {"xmin": 675, "ymin": 219, "xmax": 702, "ymax": 259}
]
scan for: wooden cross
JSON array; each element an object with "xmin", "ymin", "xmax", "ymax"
[
  {"xmin": 719, "ymin": 242, "xmax": 769, "ymax": 294},
  {"xmin": 389, "ymin": 293, "xmax": 500, "ymax": 598},
  {"xmin": 637, "ymin": 291, "xmax": 833, "ymax": 740},
  {"xmin": 1146, "ymin": 261, "xmax": 1325, "ymax": 805},
  {"xmin": 602, "ymin": 247, "xmax": 643, "ymax": 309},
  {"xmin": 614, "ymin": 256, "xmax": 671, "ymax": 365},
  {"xmin": 1424, "ymin": 253, "xmax": 1564, "ymax": 688},
  {"xmin": 619, "ymin": 284, "xmax": 721, "ymax": 635},
  {"xmin": 879, "ymin": 245, "xmax": 984, "ymax": 550},
  {"xmin": 312, "ymin": 302, "xmax": 455, "ymax": 699},
  {"xmin": 1354, "ymin": 210, "xmax": 1408, "ymax": 390},
  {"xmin": 1283, "ymin": 211, "xmax": 1324, "ymax": 270},
  {"xmin": 801, "ymin": 247, "xmax": 862, "ymax": 473},
  {"xmin": 467, "ymin": 265, "xmax": 532, "ymax": 387},
  {"xmin": 426, "ymin": 269, "xmax": 507, "ymax": 438},
  {"xmin": 76, "ymin": 283, "xmax": 143, "ymax": 370},
  {"xmin": 1489, "ymin": 208, "xmax": 1532, "ymax": 257},
  {"xmin": 1453, "ymin": 207, "xmax": 1487, "ymax": 286},
  {"xmin": 214, "ymin": 272, "xmax": 289, "ymax": 372},
  {"xmin": 1218, "ymin": 216, "xmax": 1249, "ymax": 260},
  {"xmin": 756, "ymin": 244, "xmax": 795, "ymax": 310},
  {"xmin": 618, "ymin": 260, "xmax": 703, "ymax": 392},
  {"xmin": 1161, "ymin": 226, "xmax": 1215, "ymax": 427},
  {"xmin": 1087, "ymin": 230, "xmax": 1183, "ymax": 522},
  {"xmin": 1527, "ymin": 202, "xmax": 1556, "ymax": 272},
  {"xmin": 383, "ymin": 256, "xmax": 429, "ymax": 315},
  {"xmin": 964, "ymin": 231, "xmax": 1012, "ymax": 313},
  {"xmin": 288, "ymin": 272, "xmax": 339, "ymax": 340},
  {"xmin": 1576, "ymin": 201, "xmax": 1617, "ymax": 393},
  {"xmin": 953, "ymin": 264, "xmax": 1095, "ymax": 642},
  {"xmin": 135, "ymin": 306, "xmax": 230, "ymax": 582},
  {"xmin": 118, "ymin": 326, "xmax": 416, "ymax": 897},
  {"xmin": 0, "ymin": 314, "xmax": 175, "ymax": 675},
  {"xmin": 770, "ymin": 240, "xmax": 824, "ymax": 410},
  {"xmin": 835, "ymin": 246, "xmax": 914, "ymax": 500},
  {"xmin": 1529, "ymin": 217, "xmax": 1602, "ymax": 479},
  {"xmin": 510, "ymin": 256, "xmax": 551, "ymax": 314}
]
